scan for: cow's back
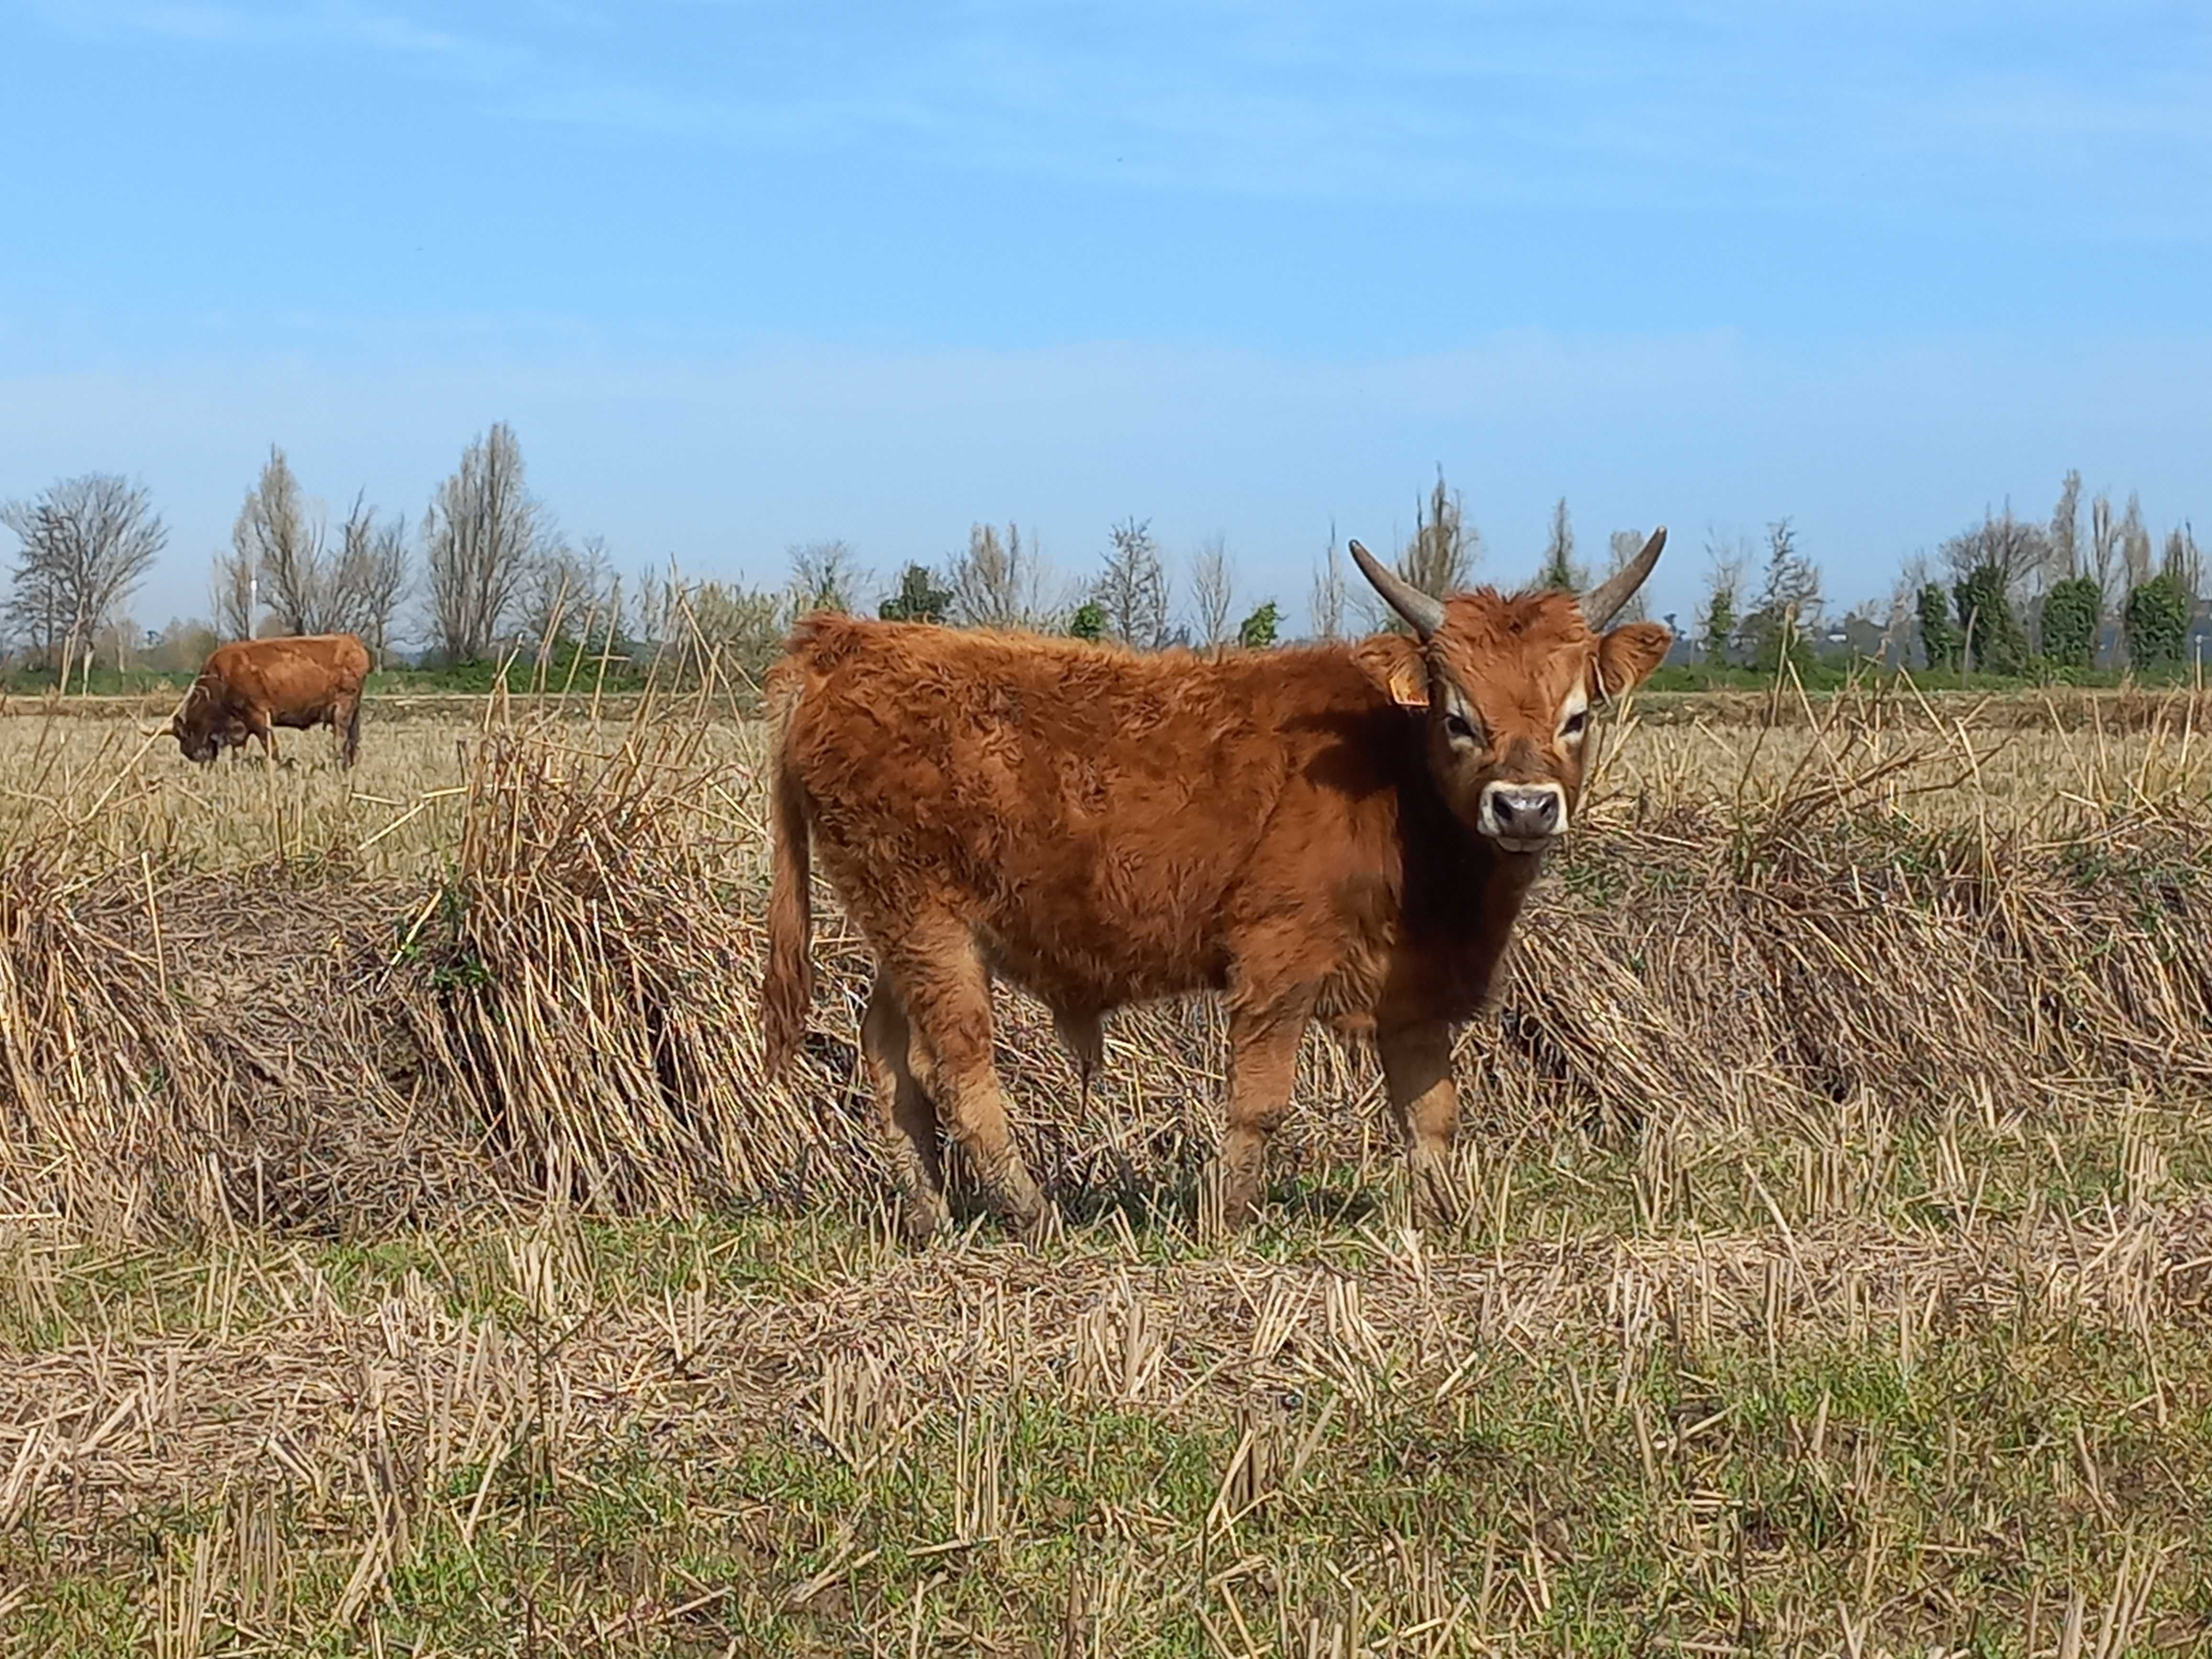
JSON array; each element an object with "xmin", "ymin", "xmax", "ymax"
[
  {"xmin": 205, "ymin": 634, "xmax": 369, "ymax": 718},
  {"xmin": 775, "ymin": 616, "xmax": 1404, "ymax": 1012}
]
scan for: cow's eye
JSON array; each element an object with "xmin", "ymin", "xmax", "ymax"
[
  {"xmin": 1560, "ymin": 709, "xmax": 1589, "ymax": 739},
  {"xmin": 1443, "ymin": 712, "xmax": 1478, "ymax": 744}
]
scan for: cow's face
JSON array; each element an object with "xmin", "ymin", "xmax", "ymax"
[
  {"xmin": 170, "ymin": 686, "xmax": 222, "ymax": 763},
  {"xmin": 174, "ymin": 718, "xmax": 221, "ymax": 763},
  {"xmin": 1350, "ymin": 532, "xmax": 1670, "ymax": 854}
]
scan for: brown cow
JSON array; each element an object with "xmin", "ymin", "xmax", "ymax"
[
  {"xmin": 761, "ymin": 534, "xmax": 1671, "ymax": 1243},
  {"xmin": 163, "ymin": 633, "xmax": 372, "ymax": 767}
]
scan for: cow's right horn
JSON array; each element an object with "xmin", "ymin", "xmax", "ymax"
[
  {"xmin": 1348, "ymin": 539, "xmax": 1446, "ymax": 641},
  {"xmin": 1581, "ymin": 527, "xmax": 1667, "ymax": 630}
]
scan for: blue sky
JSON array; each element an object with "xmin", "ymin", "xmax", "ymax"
[{"xmin": 2, "ymin": 0, "xmax": 2206, "ymax": 633}]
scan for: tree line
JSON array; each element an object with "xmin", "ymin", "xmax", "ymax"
[
  {"xmin": 4, "ymin": 432, "xmax": 2202, "ymax": 690},
  {"xmin": 1688, "ymin": 473, "xmax": 2204, "ymax": 678}
]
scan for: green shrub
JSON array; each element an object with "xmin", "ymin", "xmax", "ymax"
[
  {"xmin": 2038, "ymin": 575, "xmax": 2101, "ymax": 670},
  {"xmin": 1915, "ymin": 583, "xmax": 1960, "ymax": 672},
  {"xmin": 1951, "ymin": 565, "xmax": 2028, "ymax": 675},
  {"xmin": 2124, "ymin": 574, "xmax": 2191, "ymax": 670},
  {"xmin": 1237, "ymin": 601, "xmax": 1280, "ymax": 650}
]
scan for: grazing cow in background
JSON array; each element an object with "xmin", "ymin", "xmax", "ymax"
[
  {"xmin": 162, "ymin": 633, "xmax": 372, "ymax": 768},
  {"xmin": 761, "ymin": 532, "xmax": 1671, "ymax": 1244}
]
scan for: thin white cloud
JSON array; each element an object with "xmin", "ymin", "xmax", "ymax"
[{"xmin": 27, "ymin": 0, "xmax": 2209, "ymax": 230}]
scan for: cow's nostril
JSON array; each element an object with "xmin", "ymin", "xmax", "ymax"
[{"xmin": 1494, "ymin": 789, "xmax": 1559, "ymax": 837}]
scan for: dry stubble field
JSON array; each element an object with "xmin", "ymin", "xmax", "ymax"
[{"xmin": 1, "ymin": 677, "xmax": 2211, "ymax": 1656}]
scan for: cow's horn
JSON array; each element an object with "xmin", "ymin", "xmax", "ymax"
[
  {"xmin": 1347, "ymin": 539, "xmax": 1446, "ymax": 641},
  {"xmin": 1581, "ymin": 527, "xmax": 1667, "ymax": 630}
]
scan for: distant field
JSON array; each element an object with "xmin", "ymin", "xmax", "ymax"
[
  {"xmin": 2, "ymin": 680, "xmax": 2205, "ymax": 874},
  {"xmin": 0, "ymin": 683, "xmax": 2209, "ymax": 1652}
]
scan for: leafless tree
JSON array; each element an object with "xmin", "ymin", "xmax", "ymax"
[
  {"xmin": 331, "ymin": 492, "xmax": 412, "ymax": 665},
  {"xmin": 211, "ymin": 547, "xmax": 256, "ymax": 641},
  {"xmin": 1744, "ymin": 518, "xmax": 1824, "ymax": 654},
  {"xmin": 1941, "ymin": 505, "xmax": 2048, "ymax": 601},
  {"xmin": 788, "ymin": 539, "xmax": 867, "ymax": 615},
  {"xmin": 1601, "ymin": 529, "xmax": 1653, "ymax": 624},
  {"xmin": 684, "ymin": 577, "xmax": 788, "ymax": 686},
  {"xmin": 1308, "ymin": 527, "xmax": 1348, "ymax": 641},
  {"xmin": 1094, "ymin": 518, "xmax": 1172, "ymax": 649},
  {"xmin": 148, "ymin": 617, "xmax": 220, "ymax": 675},
  {"xmin": 1537, "ymin": 498, "xmax": 1585, "ymax": 591},
  {"xmin": 423, "ymin": 422, "xmax": 548, "ymax": 664},
  {"xmin": 1697, "ymin": 530, "xmax": 1752, "ymax": 664},
  {"xmin": 232, "ymin": 445, "xmax": 338, "ymax": 634},
  {"xmin": 2089, "ymin": 492, "xmax": 2123, "ymax": 614},
  {"xmin": 2119, "ymin": 493, "xmax": 2154, "ymax": 589},
  {"xmin": 949, "ymin": 522, "xmax": 1059, "ymax": 631},
  {"xmin": 1189, "ymin": 534, "xmax": 1235, "ymax": 652},
  {"xmin": 1402, "ymin": 470, "xmax": 1478, "ymax": 597},
  {"xmin": 1367, "ymin": 472, "xmax": 1479, "ymax": 635},
  {"xmin": 517, "ymin": 533, "xmax": 620, "ymax": 650},
  {"xmin": 2048, "ymin": 468, "xmax": 2082, "ymax": 583},
  {"xmin": 2, "ymin": 474, "xmax": 166, "ymax": 679},
  {"xmin": 2162, "ymin": 523, "xmax": 2203, "ymax": 601}
]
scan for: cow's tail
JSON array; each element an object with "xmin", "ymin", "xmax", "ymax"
[{"xmin": 760, "ymin": 686, "xmax": 815, "ymax": 1079}]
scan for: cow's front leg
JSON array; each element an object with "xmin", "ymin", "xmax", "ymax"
[
  {"xmin": 1215, "ymin": 999, "xmax": 1310, "ymax": 1230},
  {"xmin": 1378, "ymin": 1021, "xmax": 1460, "ymax": 1229}
]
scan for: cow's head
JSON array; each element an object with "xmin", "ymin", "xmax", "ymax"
[
  {"xmin": 1349, "ymin": 531, "xmax": 1671, "ymax": 854},
  {"xmin": 165, "ymin": 685, "xmax": 223, "ymax": 764}
]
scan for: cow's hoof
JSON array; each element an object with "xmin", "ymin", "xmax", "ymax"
[
  {"xmin": 1407, "ymin": 1148, "xmax": 1461, "ymax": 1232},
  {"xmin": 890, "ymin": 1187, "xmax": 951, "ymax": 1249},
  {"xmin": 1203, "ymin": 1158, "xmax": 1262, "ymax": 1239}
]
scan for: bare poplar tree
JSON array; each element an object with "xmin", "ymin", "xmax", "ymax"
[
  {"xmin": 1189, "ymin": 533, "xmax": 1235, "ymax": 652},
  {"xmin": 233, "ymin": 445, "xmax": 336, "ymax": 633},
  {"xmin": 2048, "ymin": 468, "xmax": 2082, "ymax": 582},
  {"xmin": 2162, "ymin": 523, "xmax": 2203, "ymax": 602},
  {"xmin": 2, "ymin": 474, "xmax": 166, "ymax": 676},
  {"xmin": 949, "ymin": 523, "xmax": 1058, "ymax": 630},
  {"xmin": 1399, "ymin": 471, "xmax": 1477, "ymax": 597},
  {"xmin": 1094, "ymin": 518, "xmax": 1171, "ymax": 649},
  {"xmin": 1537, "ymin": 498, "xmax": 1585, "ymax": 591},
  {"xmin": 1370, "ymin": 472, "xmax": 1479, "ymax": 635},
  {"xmin": 423, "ymin": 422, "xmax": 546, "ymax": 664},
  {"xmin": 1308, "ymin": 528, "xmax": 1348, "ymax": 641},
  {"xmin": 2119, "ymin": 493, "xmax": 2154, "ymax": 589},
  {"xmin": 331, "ymin": 492, "xmax": 412, "ymax": 664},
  {"xmin": 211, "ymin": 548, "xmax": 255, "ymax": 641},
  {"xmin": 2090, "ymin": 492, "xmax": 2123, "ymax": 608}
]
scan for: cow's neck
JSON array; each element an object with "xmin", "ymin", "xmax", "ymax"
[{"xmin": 1395, "ymin": 780, "xmax": 1543, "ymax": 1018}]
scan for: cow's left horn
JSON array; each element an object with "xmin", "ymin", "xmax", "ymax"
[
  {"xmin": 1348, "ymin": 539, "xmax": 1446, "ymax": 641},
  {"xmin": 1581, "ymin": 526, "xmax": 1666, "ymax": 629}
]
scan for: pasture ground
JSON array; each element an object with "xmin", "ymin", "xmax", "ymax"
[{"xmin": 1, "ymin": 679, "xmax": 2210, "ymax": 1656}]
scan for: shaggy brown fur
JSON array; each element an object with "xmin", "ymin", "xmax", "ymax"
[
  {"xmin": 763, "ymin": 588, "xmax": 1670, "ymax": 1243},
  {"xmin": 169, "ymin": 633, "xmax": 371, "ymax": 768}
]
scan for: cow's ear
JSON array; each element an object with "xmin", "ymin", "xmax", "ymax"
[{"xmin": 1594, "ymin": 622, "xmax": 1670, "ymax": 702}]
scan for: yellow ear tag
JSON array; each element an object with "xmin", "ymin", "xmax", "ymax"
[{"xmin": 1388, "ymin": 660, "xmax": 1428, "ymax": 709}]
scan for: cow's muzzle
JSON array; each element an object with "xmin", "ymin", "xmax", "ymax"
[{"xmin": 1478, "ymin": 781, "xmax": 1567, "ymax": 851}]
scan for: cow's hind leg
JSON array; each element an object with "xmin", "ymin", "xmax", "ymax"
[
  {"xmin": 861, "ymin": 971, "xmax": 951, "ymax": 1247},
  {"xmin": 336, "ymin": 697, "xmax": 362, "ymax": 767},
  {"xmin": 1213, "ymin": 998, "xmax": 1310, "ymax": 1231},
  {"xmin": 890, "ymin": 923, "xmax": 1046, "ymax": 1233},
  {"xmin": 1379, "ymin": 1021, "xmax": 1460, "ymax": 1229}
]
